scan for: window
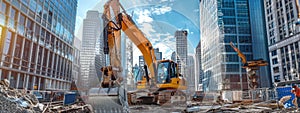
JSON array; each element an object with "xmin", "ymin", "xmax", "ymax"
[
  {"xmin": 31, "ymin": 43, "xmax": 37, "ymax": 66},
  {"xmin": 226, "ymin": 64, "xmax": 239, "ymax": 72},
  {"xmin": 0, "ymin": 1, "xmax": 7, "ymax": 14},
  {"xmin": 224, "ymin": 26, "xmax": 236, "ymax": 34},
  {"xmin": 37, "ymin": 46, "xmax": 43, "ymax": 64},
  {"xmin": 272, "ymin": 58, "xmax": 278, "ymax": 65},
  {"xmin": 273, "ymin": 67, "xmax": 279, "ymax": 73},
  {"xmin": 223, "ymin": 18, "xmax": 236, "ymax": 25},
  {"xmin": 245, "ymin": 54, "xmax": 253, "ymax": 61},
  {"xmin": 10, "ymin": 8, "xmax": 17, "ymax": 20},
  {"xmin": 224, "ymin": 35, "xmax": 237, "ymax": 43},
  {"xmin": 3, "ymin": 31, "xmax": 14, "ymax": 55},
  {"xmin": 222, "ymin": 9, "xmax": 235, "ymax": 16},
  {"xmin": 274, "ymin": 75, "xmax": 280, "ymax": 82},
  {"xmin": 225, "ymin": 45, "xmax": 235, "ymax": 52},
  {"xmin": 240, "ymin": 45, "xmax": 252, "ymax": 52},
  {"xmin": 222, "ymin": 0, "xmax": 234, "ymax": 8},
  {"xmin": 225, "ymin": 54, "xmax": 238, "ymax": 62},
  {"xmin": 14, "ymin": 36, "xmax": 23, "ymax": 58},
  {"xmin": 237, "ymin": 10, "xmax": 249, "ymax": 17},
  {"xmin": 26, "ymin": 19, "xmax": 34, "ymax": 31},
  {"xmin": 238, "ymin": 26, "xmax": 250, "ymax": 34},
  {"xmin": 239, "ymin": 36, "xmax": 251, "ymax": 43},
  {"xmin": 271, "ymin": 50, "xmax": 277, "ymax": 56},
  {"xmin": 21, "ymin": 0, "xmax": 29, "ymax": 6},
  {"xmin": 23, "ymin": 39, "xmax": 30, "ymax": 61},
  {"xmin": 19, "ymin": 14, "xmax": 26, "ymax": 25}
]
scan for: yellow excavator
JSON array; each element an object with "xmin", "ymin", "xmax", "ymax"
[
  {"xmin": 230, "ymin": 42, "xmax": 268, "ymax": 89},
  {"xmin": 100, "ymin": 0, "xmax": 187, "ymax": 105}
]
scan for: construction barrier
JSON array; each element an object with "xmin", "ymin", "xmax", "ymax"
[{"xmin": 276, "ymin": 86, "xmax": 295, "ymax": 107}]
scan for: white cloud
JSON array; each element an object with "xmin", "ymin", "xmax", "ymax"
[
  {"xmin": 139, "ymin": 23, "xmax": 156, "ymax": 37},
  {"xmin": 133, "ymin": 23, "xmax": 176, "ymax": 65},
  {"xmin": 152, "ymin": 6, "xmax": 172, "ymax": 15},
  {"xmin": 160, "ymin": 0, "xmax": 169, "ymax": 2},
  {"xmin": 136, "ymin": 9, "xmax": 153, "ymax": 24}
]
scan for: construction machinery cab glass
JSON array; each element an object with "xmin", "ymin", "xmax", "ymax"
[{"xmin": 156, "ymin": 60, "xmax": 177, "ymax": 84}]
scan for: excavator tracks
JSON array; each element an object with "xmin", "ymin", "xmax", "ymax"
[{"xmin": 157, "ymin": 89, "xmax": 187, "ymax": 106}]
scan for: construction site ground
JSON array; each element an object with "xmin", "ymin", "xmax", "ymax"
[{"xmin": 86, "ymin": 94, "xmax": 300, "ymax": 113}]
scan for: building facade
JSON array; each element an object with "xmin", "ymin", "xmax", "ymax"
[
  {"xmin": 0, "ymin": 0, "xmax": 77, "ymax": 90},
  {"xmin": 72, "ymin": 37, "xmax": 81, "ymax": 84},
  {"xmin": 175, "ymin": 30, "xmax": 188, "ymax": 75},
  {"xmin": 195, "ymin": 42, "xmax": 203, "ymax": 91},
  {"xmin": 138, "ymin": 55, "xmax": 145, "ymax": 68},
  {"xmin": 187, "ymin": 55, "xmax": 195, "ymax": 94},
  {"xmin": 249, "ymin": 0, "xmax": 271, "ymax": 88},
  {"xmin": 80, "ymin": 10, "xmax": 102, "ymax": 89},
  {"xmin": 264, "ymin": 0, "xmax": 300, "ymax": 83},
  {"xmin": 200, "ymin": 0, "xmax": 270, "ymax": 91},
  {"xmin": 171, "ymin": 51, "xmax": 177, "ymax": 62},
  {"xmin": 154, "ymin": 48, "xmax": 162, "ymax": 60}
]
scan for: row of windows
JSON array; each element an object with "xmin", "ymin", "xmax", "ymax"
[
  {"xmin": 224, "ymin": 35, "xmax": 252, "ymax": 43},
  {"xmin": 225, "ymin": 45, "xmax": 252, "ymax": 53},
  {"xmin": 279, "ymin": 42, "xmax": 300, "ymax": 76},
  {"xmin": 1, "ymin": 0, "xmax": 75, "ymax": 44},
  {"xmin": 0, "ymin": 1, "xmax": 74, "ymax": 61},
  {"xmin": 1, "ymin": 28, "xmax": 72, "ymax": 81}
]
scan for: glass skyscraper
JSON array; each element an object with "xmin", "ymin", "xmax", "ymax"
[
  {"xmin": 0, "ymin": 0, "xmax": 77, "ymax": 90},
  {"xmin": 200, "ymin": 0, "xmax": 270, "ymax": 91}
]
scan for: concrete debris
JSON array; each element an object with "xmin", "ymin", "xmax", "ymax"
[
  {"xmin": 0, "ymin": 79, "xmax": 93, "ymax": 113},
  {"xmin": 0, "ymin": 79, "xmax": 42, "ymax": 113}
]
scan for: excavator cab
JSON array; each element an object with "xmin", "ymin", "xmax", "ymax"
[
  {"xmin": 156, "ymin": 60, "xmax": 186, "ymax": 90},
  {"xmin": 156, "ymin": 60, "xmax": 177, "ymax": 84}
]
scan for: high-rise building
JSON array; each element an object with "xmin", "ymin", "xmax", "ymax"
[
  {"xmin": 187, "ymin": 55, "xmax": 195, "ymax": 94},
  {"xmin": 138, "ymin": 55, "xmax": 145, "ymax": 68},
  {"xmin": 73, "ymin": 37, "xmax": 81, "ymax": 84},
  {"xmin": 249, "ymin": 0, "xmax": 271, "ymax": 88},
  {"xmin": 0, "ymin": 0, "xmax": 77, "ymax": 90},
  {"xmin": 264, "ymin": 0, "xmax": 300, "ymax": 83},
  {"xmin": 80, "ymin": 10, "xmax": 102, "ymax": 89},
  {"xmin": 195, "ymin": 42, "xmax": 203, "ymax": 91},
  {"xmin": 175, "ymin": 30, "xmax": 188, "ymax": 75},
  {"xmin": 200, "ymin": 0, "xmax": 270, "ymax": 91},
  {"xmin": 154, "ymin": 48, "xmax": 162, "ymax": 60},
  {"xmin": 171, "ymin": 51, "xmax": 177, "ymax": 62}
]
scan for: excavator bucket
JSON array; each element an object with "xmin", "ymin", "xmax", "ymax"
[{"xmin": 97, "ymin": 87, "xmax": 119, "ymax": 96}]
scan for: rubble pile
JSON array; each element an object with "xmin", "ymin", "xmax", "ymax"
[
  {"xmin": 43, "ymin": 102, "xmax": 94, "ymax": 113},
  {"xmin": 0, "ymin": 79, "xmax": 94, "ymax": 113},
  {"xmin": 0, "ymin": 79, "xmax": 43, "ymax": 113}
]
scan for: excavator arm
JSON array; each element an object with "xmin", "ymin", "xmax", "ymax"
[
  {"xmin": 230, "ymin": 42, "xmax": 247, "ymax": 65},
  {"xmin": 102, "ymin": 0, "xmax": 157, "ymax": 87},
  {"xmin": 100, "ymin": 0, "xmax": 187, "ymax": 105}
]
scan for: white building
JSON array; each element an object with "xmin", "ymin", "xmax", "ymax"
[
  {"xmin": 72, "ymin": 37, "xmax": 81, "ymax": 84},
  {"xmin": 195, "ymin": 42, "xmax": 203, "ymax": 91},
  {"xmin": 80, "ymin": 10, "xmax": 103, "ymax": 90},
  {"xmin": 175, "ymin": 30, "xmax": 188, "ymax": 75},
  {"xmin": 264, "ymin": 0, "xmax": 300, "ymax": 83},
  {"xmin": 187, "ymin": 55, "xmax": 195, "ymax": 94}
]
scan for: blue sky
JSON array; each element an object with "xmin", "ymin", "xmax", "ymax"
[{"xmin": 75, "ymin": 0, "xmax": 200, "ymax": 62}]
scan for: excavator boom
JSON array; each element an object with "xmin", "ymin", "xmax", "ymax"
[
  {"xmin": 100, "ymin": 0, "xmax": 186, "ymax": 106},
  {"xmin": 230, "ymin": 42, "xmax": 247, "ymax": 65}
]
